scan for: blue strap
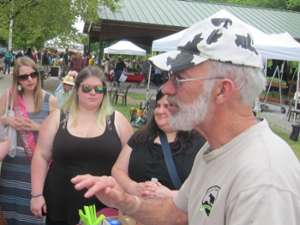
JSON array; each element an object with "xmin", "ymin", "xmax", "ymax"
[{"xmin": 159, "ymin": 132, "xmax": 182, "ymax": 189}]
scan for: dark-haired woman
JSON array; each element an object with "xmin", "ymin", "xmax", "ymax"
[
  {"xmin": 31, "ymin": 66, "xmax": 132, "ymax": 225},
  {"xmin": 0, "ymin": 56, "xmax": 57, "ymax": 225},
  {"xmin": 112, "ymin": 91, "xmax": 205, "ymax": 199}
]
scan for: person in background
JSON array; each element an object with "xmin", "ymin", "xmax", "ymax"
[
  {"xmin": 4, "ymin": 49, "xmax": 13, "ymax": 75},
  {"xmin": 71, "ymin": 12, "xmax": 300, "ymax": 225},
  {"xmin": 112, "ymin": 90, "xmax": 205, "ymax": 199},
  {"xmin": 31, "ymin": 66, "xmax": 133, "ymax": 225},
  {"xmin": 42, "ymin": 49, "xmax": 50, "ymax": 76},
  {"xmin": 26, "ymin": 48, "xmax": 34, "ymax": 60},
  {"xmin": 70, "ymin": 52, "xmax": 83, "ymax": 73},
  {"xmin": 0, "ymin": 56, "xmax": 57, "ymax": 225},
  {"xmin": 88, "ymin": 53, "xmax": 95, "ymax": 66},
  {"xmin": 54, "ymin": 70, "xmax": 77, "ymax": 107},
  {"xmin": 114, "ymin": 57, "xmax": 126, "ymax": 83},
  {"xmin": 62, "ymin": 48, "xmax": 69, "ymax": 75},
  {"xmin": 0, "ymin": 54, "xmax": 4, "ymax": 75}
]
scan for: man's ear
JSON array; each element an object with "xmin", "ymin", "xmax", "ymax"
[{"xmin": 215, "ymin": 79, "xmax": 235, "ymax": 104}]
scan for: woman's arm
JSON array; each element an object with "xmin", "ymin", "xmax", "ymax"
[
  {"xmin": 112, "ymin": 144, "xmax": 138, "ymax": 195},
  {"xmin": 31, "ymin": 109, "xmax": 60, "ymax": 217},
  {"xmin": 48, "ymin": 94, "xmax": 58, "ymax": 112},
  {"xmin": 114, "ymin": 111, "xmax": 133, "ymax": 147},
  {"xmin": 0, "ymin": 138, "xmax": 10, "ymax": 160}
]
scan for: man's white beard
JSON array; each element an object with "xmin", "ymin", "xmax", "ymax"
[{"xmin": 169, "ymin": 80, "xmax": 215, "ymax": 131}]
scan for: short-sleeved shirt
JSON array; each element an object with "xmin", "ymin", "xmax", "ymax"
[
  {"xmin": 128, "ymin": 132, "xmax": 205, "ymax": 189},
  {"xmin": 174, "ymin": 120, "xmax": 300, "ymax": 225}
]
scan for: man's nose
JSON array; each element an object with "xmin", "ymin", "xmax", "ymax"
[{"xmin": 161, "ymin": 80, "xmax": 176, "ymax": 96}]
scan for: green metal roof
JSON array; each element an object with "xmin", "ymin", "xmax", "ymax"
[{"xmin": 98, "ymin": 0, "xmax": 300, "ymax": 38}]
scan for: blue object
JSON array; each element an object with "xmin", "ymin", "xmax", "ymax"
[
  {"xmin": 159, "ymin": 131, "xmax": 182, "ymax": 189},
  {"xmin": 107, "ymin": 218, "xmax": 121, "ymax": 225}
]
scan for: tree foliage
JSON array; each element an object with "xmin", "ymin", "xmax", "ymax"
[
  {"xmin": 0, "ymin": 0, "xmax": 119, "ymax": 50},
  {"xmin": 207, "ymin": 0, "xmax": 300, "ymax": 11}
]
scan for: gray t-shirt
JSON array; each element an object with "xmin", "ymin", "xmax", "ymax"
[{"xmin": 174, "ymin": 120, "xmax": 300, "ymax": 225}]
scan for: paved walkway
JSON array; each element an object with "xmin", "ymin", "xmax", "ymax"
[{"xmin": 0, "ymin": 74, "xmax": 11, "ymax": 96}]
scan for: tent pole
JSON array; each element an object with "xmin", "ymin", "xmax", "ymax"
[
  {"xmin": 293, "ymin": 63, "xmax": 300, "ymax": 121},
  {"xmin": 146, "ymin": 64, "xmax": 152, "ymax": 100}
]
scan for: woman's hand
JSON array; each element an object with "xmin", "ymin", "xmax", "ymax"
[
  {"xmin": 4, "ymin": 116, "xmax": 40, "ymax": 131},
  {"xmin": 135, "ymin": 181, "xmax": 161, "ymax": 199},
  {"xmin": 138, "ymin": 181, "xmax": 176, "ymax": 199},
  {"xmin": 151, "ymin": 182, "xmax": 176, "ymax": 198},
  {"xmin": 2, "ymin": 116, "xmax": 23, "ymax": 130},
  {"xmin": 30, "ymin": 196, "xmax": 47, "ymax": 217},
  {"xmin": 20, "ymin": 117, "xmax": 40, "ymax": 131}
]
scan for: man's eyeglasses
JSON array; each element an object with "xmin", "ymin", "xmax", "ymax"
[
  {"xmin": 161, "ymin": 72, "xmax": 224, "ymax": 87},
  {"xmin": 17, "ymin": 71, "xmax": 39, "ymax": 81},
  {"xmin": 81, "ymin": 84, "xmax": 107, "ymax": 94}
]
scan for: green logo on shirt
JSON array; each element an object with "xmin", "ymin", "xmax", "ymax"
[{"xmin": 199, "ymin": 185, "xmax": 221, "ymax": 216}]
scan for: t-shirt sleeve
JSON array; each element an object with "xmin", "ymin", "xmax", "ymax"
[
  {"xmin": 226, "ymin": 185, "xmax": 300, "ymax": 225},
  {"xmin": 173, "ymin": 173, "xmax": 191, "ymax": 212}
]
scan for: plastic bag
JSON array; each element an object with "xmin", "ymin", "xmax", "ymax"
[
  {"xmin": 3, "ymin": 90, "xmax": 21, "ymax": 158},
  {"xmin": 118, "ymin": 71, "xmax": 127, "ymax": 83}
]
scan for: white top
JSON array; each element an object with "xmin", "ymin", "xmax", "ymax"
[{"xmin": 174, "ymin": 120, "xmax": 300, "ymax": 225}]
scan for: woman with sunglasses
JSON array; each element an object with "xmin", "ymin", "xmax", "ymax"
[
  {"xmin": 112, "ymin": 90, "xmax": 205, "ymax": 200},
  {"xmin": 0, "ymin": 56, "xmax": 57, "ymax": 225},
  {"xmin": 31, "ymin": 66, "xmax": 133, "ymax": 225}
]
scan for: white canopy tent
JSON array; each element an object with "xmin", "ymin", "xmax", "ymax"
[
  {"xmin": 44, "ymin": 37, "xmax": 84, "ymax": 53},
  {"xmin": 104, "ymin": 40, "xmax": 146, "ymax": 56},
  {"xmin": 150, "ymin": 9, "xmax": 300, "ymax": 112},
  {"xmin": 152, "ymin": 10, "xmax": 300, "ymax": 61}
]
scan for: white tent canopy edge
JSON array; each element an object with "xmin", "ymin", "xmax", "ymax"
[
  {"xmin": 150, "ymin": 9, "xmax": 300, "ymax": 111},
  {"xmin": 104, "ymin": 40, "xmax": 146, "ymax": 56}
]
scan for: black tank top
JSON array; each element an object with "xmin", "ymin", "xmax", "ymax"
[{"xmin": 44, "ymin": 111, "xmax": 122, "ymax": 225}]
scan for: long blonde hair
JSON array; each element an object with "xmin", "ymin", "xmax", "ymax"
[
  {"xmin": 62, "ymin": 66, "xmax": 113, "ymax": 126},
  {"xmin": 12, "ymin": 56, "xmax": 43, "ymax": 112}
]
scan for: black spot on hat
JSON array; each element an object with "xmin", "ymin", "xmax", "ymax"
[
  {"xmin": 207, "ymin": 29, "xmax": 223, "ymax": 45},
  {"xmin": 166, "ymin": 52, "xmax": 195, "ymax": 72},
  {"xmin": 235, "ymin": 33, "xmax": 258, "ymax": 55},
  {"xmin": 178, "ymin": 33, "xmax": 203, "ymax": 54},
  {"xmin": 211, "ymin": 18, "xmax": 232, "ymax": 29}
]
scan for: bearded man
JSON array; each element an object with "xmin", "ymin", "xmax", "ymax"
[{"xmin": 71, "ymin": 11, "xmax": 300, "ymax": 225}]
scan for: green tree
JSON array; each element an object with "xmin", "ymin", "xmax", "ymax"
[
  {"xmin": 0, "ymin": 0, "xmax": 119, "ymax": 50},
  {"xmin": 207, "ymin": 0, "xmax": 300, "ymax": 11},
  {"xmin": 288, "ymin": 0, "xmax": 300, "ymax": 10},
  {"xmin": 207, "ymin": 0, "xmax": 287, "ymax": 9}
]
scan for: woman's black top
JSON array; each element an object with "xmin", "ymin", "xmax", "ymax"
[
  {"xmin": 44, "ymin": 112, "xmax": 121, "ymax": 225},
  {"xmin": 128, "ymin": 132, "xmax": 205, "ymax": 189}
]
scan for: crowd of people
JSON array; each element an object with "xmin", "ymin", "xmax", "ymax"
[
  {"xmin": 0, "ymin": 12, "xmax": 299, "ymax": 225},
  {"xmin": 0, "ymin": 47, "xmax": 96, "ymax": 78}
]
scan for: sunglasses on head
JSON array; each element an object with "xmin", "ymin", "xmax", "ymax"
[
  {"xmin": 81, "ymin": 84, "xmax": 107, "ymax": 94},
  {"xmin": 17, "ymin": 71, "xmax": 38, "ymax": 81}
]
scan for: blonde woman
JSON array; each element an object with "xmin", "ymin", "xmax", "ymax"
[
  {"xmin": 0, "ymin": 56, "xmax": 57, "ymax": 225},
  {"xmin": 31, "ymin": 66, "xmax": 133, "ymax": 225}
]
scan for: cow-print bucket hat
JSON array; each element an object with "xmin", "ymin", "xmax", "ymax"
[{"xmin": 149, "ymin": 11, "xmax": 263, "ymax": 73}]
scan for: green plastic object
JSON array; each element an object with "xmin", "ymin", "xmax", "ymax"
[{"xmin": 78, "ymin": 205, "xmax": 106, "ymax": 225}]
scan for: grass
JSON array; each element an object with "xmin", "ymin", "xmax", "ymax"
[
  {"xmin": 271, "ymin": 126, "xmax": 300, "ymax": 159},
  {"xmin": 114, "ymin": 92, "xmax": 300, "ymax": 160}
]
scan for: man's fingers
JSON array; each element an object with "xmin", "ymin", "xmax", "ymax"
[
  {"xmin": 72, "ymin": 175, "xmax": 95, "ymax": 191},
  {"xmin": 84, "ymin": 182, "xmax": 107, "ymax": 198}
]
